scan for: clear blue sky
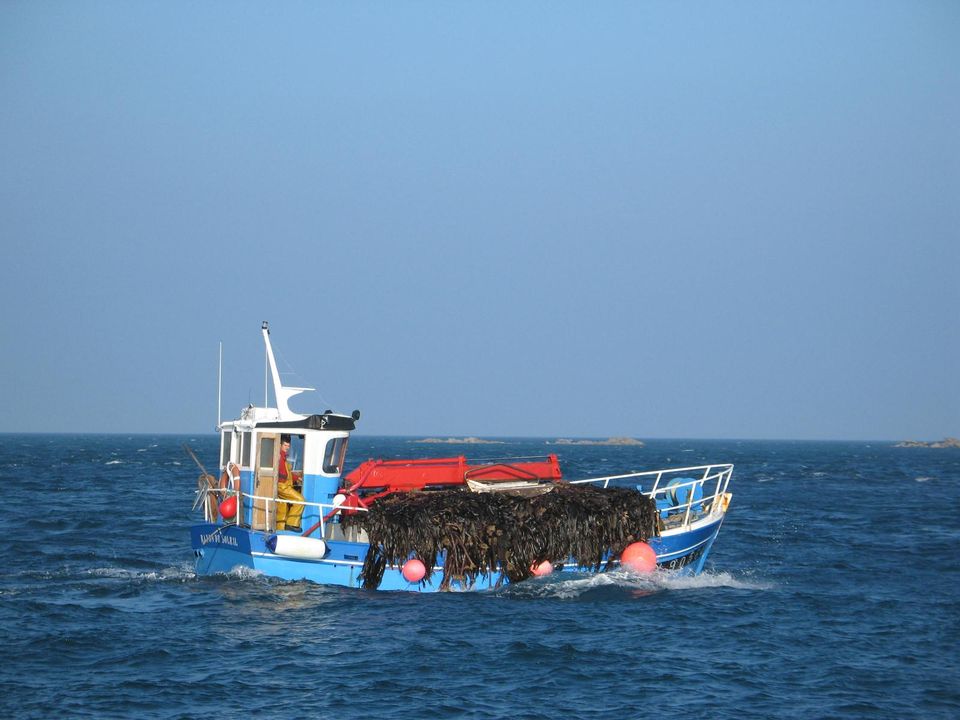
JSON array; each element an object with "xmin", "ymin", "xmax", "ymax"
[{"xmin": 1, "ymin": 1, "xmax": 957, "ymax": 440}]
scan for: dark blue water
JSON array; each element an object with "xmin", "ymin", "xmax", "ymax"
[{"xmin": 2, "ymin": 435, "xmax": 958, "ymax": 719}]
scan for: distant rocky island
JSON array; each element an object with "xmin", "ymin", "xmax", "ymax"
[
  {"xmin": 412, "ymin": 437, "xmax": 505, "ymax": 445},
  {"xmin": 893, "ymin": 437, "xmax": 960, "ymax": 448},
  {"xmin": 548, "ymin": 437, "xmax": 645, "ymax": 447}
]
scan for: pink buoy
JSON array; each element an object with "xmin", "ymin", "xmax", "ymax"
[
  {"xmin": 402, "ymin": 558, "xmax": 426, "ymax": 583},
  {"xmin": 218, "ymin": 495, "xmax": 237, "ymax": 521},
  {"xmin": 530, "ymin": 560, "xmax": 554, "ymax": 577},
  {"xmin": 621, "ymin": 541, "xmax": 657, "ymax": 573}
]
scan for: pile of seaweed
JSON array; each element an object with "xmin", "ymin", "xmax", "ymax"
[{"xmin": 341, "ymin": 484, "xmax": 657, "ymax": 590}]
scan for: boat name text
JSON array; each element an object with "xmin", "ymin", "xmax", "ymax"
[{"xmin": 201, "ymin": 533, "xmax": 238, "ymax": 547}]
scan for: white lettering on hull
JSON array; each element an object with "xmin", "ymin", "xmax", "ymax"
[{"xmin": 201, "ymin": 533, "xmax": 239, "ymax": 547}]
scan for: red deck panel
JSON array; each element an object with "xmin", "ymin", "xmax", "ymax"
[{"xmin": 343, "ymin": 454, "xmax": 562, "ymax": 494}]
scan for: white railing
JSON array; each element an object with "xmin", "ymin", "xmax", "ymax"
[
  {"xmin": 567, "ymin": 463, "xmax": 734, "ymax": 530},
  {"xmin": 200, "ymin": 463, "xmax": 732, "ymax": 536},
  {"xmin": 200, "ymin": 488, "xmax": 368, "ymax": 537}
]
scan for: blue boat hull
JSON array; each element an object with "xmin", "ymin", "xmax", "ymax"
[{"xmin": 191, "ymin": 514, "xmax": 726, "ymax": 591}]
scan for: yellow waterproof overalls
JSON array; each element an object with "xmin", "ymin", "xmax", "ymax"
[{"xmin": 276, "ymin": 449, "xmax": 305, "ymax": 531}]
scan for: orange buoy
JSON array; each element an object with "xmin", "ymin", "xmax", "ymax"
[
  {"xmin": 621, "ymin": 541, "xmax": 657, "ymax": 573},
  {"xmin": 402, "ymin": 558, "xmax": 426, "ymax": 583},
  {"xmin": 219, "ymin": 495, "xmax": 238, "ymax": 521},
  {"xmin": 530, "ymin": 560, "xmax": 553, "ymax": 576}
]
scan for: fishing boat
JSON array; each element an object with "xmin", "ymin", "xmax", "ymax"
[{"xmin": 189, "ymin": 323, "xmax": 734, "ymax": 591}]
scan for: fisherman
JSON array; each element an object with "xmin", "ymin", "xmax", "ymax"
[{"xmin": 276, "ymin": 434, "xmax": 305, "ymax": 532}]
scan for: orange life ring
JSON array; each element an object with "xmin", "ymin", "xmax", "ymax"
[{"xmin": 219, "ymin": 462, "xmax": 240, "ymax": 495}]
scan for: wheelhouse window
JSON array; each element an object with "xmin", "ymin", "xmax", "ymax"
[
  {"xmin": 323, "ymin": 437, "xmax": 349, "ymax": 474},
  {"xmin": 221, "ymin": 432, "xmax": 233, "ymax": 467},
  {"xmin": 259, "ymin": 437, "xmax": 276, "ymax": 470},
  {"xmin": 241, "ymin": 432, "xmax": 252, "ymax": 467}
]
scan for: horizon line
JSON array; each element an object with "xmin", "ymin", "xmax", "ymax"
[{"xmin": 0, "ymin": 430, "xmax": 955, "ymax": 444}]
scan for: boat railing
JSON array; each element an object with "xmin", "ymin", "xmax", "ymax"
[
  {"xmin": 201, "ymin": 487, "xmax": 368, "ymax": 538},
  {"xmin": 201, "ymin": 463, "xmax": 732, "ymax": 536},
  {"xmin": 567, "ymin": 463, "xmax": 733, "ymax": 530}
]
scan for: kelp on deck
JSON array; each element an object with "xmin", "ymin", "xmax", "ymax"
[{"xmin": 341, "ymin": 484, "xmax": 657, "ymax": 590}]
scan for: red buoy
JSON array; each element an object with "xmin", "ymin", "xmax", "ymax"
[
  {"xmin": 339, "ymin": 492, "xmax": 364, "ymax": 516},
  {"xmin": 530, "ymin": 560, "xmax": 553, "ymax": 576},
  {"xmin": 402, "ymin": 558, "xmax": 426, "ymax": 583},
  {"xmin": 219, "ymin": 495, "xmax": 237, "ymax": 521},
  {"xmin": 621, "ymin": 542, "xmax": 657, "ymax": 573}
]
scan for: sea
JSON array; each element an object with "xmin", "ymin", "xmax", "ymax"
[{"xmin": 1, "ymin": 435, "xmax": 957, "ymax": 719}]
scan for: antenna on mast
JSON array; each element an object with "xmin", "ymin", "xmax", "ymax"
[{"xmin": 217, "ymin": 341, "xmax": 223, "ymax": 430}]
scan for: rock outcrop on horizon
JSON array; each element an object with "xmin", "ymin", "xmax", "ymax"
[
  {"xmin": 893, "ymin": 437, "xmax": 960, "ymax": 448},
  {"xmin": 548, "ymin": 437, "xmax": 645, "ymax": 447}
]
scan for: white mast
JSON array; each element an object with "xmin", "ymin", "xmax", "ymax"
[{"xmin": 261, "ymin": 321, "xmax": 313, "ymax": 421}]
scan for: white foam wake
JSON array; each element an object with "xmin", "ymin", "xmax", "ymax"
[
  {"xmin": 82, "ymin": 562, "xmax": 196, "ymax": 583},
  {"xmin": 501, "ymin": 568, "xmax": 772, "ymax": 599}
]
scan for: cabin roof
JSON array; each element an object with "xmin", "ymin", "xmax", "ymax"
[{"xmin": 255, "ymin": 413, "xmax": 356, "ymax": 432}]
